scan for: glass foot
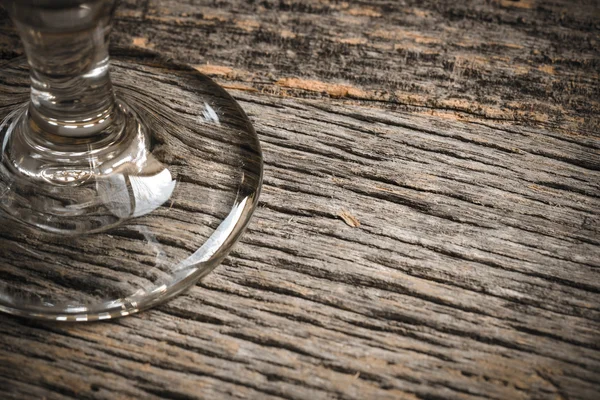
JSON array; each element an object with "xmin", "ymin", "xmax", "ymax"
[{"xmin": 0, "ymin": 49, "xmax": 262, "ymax": 321}]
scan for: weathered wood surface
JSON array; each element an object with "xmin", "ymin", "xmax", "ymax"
[{"xmin": 0, "ymin": 0, "xmax": 599, "ymax": 399}]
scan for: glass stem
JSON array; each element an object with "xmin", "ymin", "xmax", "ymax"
[{"xmin": 7, "ymin": 0, "xmax": 117, "ymax": 138}]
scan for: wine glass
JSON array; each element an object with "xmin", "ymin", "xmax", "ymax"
[{"xmin": 0, "ymin": 0, "xmax": 262, "ymax": 321}]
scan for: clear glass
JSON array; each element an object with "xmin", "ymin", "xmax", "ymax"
[{"xmin": 0, "ymin": 0, "xmax": 262, "ymax": 321}]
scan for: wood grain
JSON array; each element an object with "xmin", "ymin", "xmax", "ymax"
[{"xmin": 0, "ymin": 0, "xmax": 599, "ymax": 399}]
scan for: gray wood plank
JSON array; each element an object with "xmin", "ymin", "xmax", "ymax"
[{"xmin": 0, "ymin": 0, "xmax": 598, "ymax": 399}]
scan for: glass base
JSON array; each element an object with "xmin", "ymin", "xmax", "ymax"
[{"xmin": 0, "ymin": 48, "xmax": 262, "ymax": 321}]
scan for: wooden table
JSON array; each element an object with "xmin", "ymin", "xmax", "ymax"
[{"xmin": 1, "ymin": 0, "xmax": 599, "ymax": 399}]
